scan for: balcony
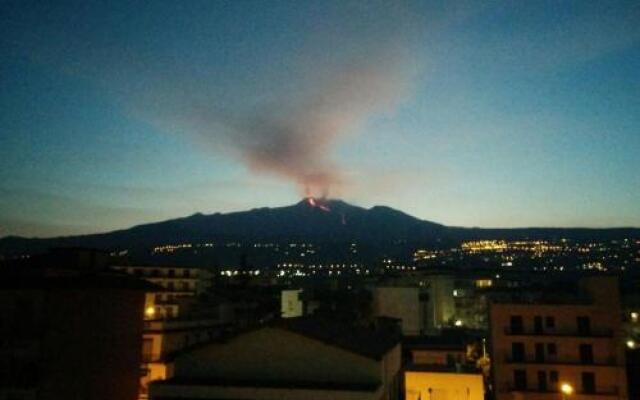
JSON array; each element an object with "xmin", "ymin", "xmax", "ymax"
[
  {"xmin": 503, "ymin": 327, "xmax": 613, "ymax": 338},
  {"xmin": 505, "ymin": 355, "xmax": 619, "ymax": 367},
  {"xmin": 507, "ymin": 385, "xmax": 620, "ymax": 397}
]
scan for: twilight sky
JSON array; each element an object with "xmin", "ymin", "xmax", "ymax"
[{"xmin": 1, "ymin": 0, "xmax": 639, "ymax": 237}]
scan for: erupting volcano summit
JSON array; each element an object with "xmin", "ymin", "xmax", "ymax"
[{"xmin": 305, "ymin": 197, "xmax": 332, "ymax": 212}]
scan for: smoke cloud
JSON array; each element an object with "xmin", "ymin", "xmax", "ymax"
[
  {"xmin": 183, "ymin": 53, "xmax": 417, "ymax": 196},
  {"xmin": 124, "ymin": 3, "xmax": 423, "ymax": 197}
]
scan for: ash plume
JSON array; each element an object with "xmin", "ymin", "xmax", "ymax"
[
  {"xmin": 216, "ymin": 56, "xmax": 415, "ymax": 196},
  {"xmin": 130, "ymin": 4, "xmax": 422, "ymax": 197}
]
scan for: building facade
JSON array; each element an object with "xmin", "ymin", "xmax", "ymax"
[
  {"xmin": 489, "ymin": 276, "xmax": 628, "ymax": 400},
  {"xmin": 403, "ymin": 335, "xmax": 485, "ymax": 400},
  {"xmin": 405, "ymin": 370, "xmax": 484, "ymax": 400},
  {"xmin": 139, "ymin": 317, "xmax": 228, "ymax": 399},
  {"xmin": 0, "ymin": 273, "xmax": 150, "ymax": 400},
  {"xmin": 373, "ymin": 286, "xmax": 423, "ymax": 335},
  {"xmin": 112, "ymin": 265, "xmax": 212, "ymax": 319}
]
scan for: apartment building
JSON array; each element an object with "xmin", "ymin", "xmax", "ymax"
[
  {"xmin": 112, "ymin": 265, "xmax": 212, "ymax": 319},
  {"xmin": 139, "ymin": 317, "xmax": 228, "ymax": 399},
  {"xmin": 0, "ymin": 271, "xmax": 152, "ymax": 400},
  {"xmin": 489, "ymin": 276, "xmax": 628, "ymax": 400}
]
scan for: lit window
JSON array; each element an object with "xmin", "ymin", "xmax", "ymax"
[{"xmin": 475, "ymin": 279, "xmax": 493, "ymax": 288}]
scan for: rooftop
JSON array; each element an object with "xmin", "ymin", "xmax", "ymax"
[
  {"xmin": 275, "ymin": 317, "xmax": 401, "ymax": 360},
  {"xmin": 151, "ymin": 376, "xmax": 380, "ymax": 392}
]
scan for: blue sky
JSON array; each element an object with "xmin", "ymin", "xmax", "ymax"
[{"xmin": 1, "ymin": 0, "xmax": 639, "ymax": 237}]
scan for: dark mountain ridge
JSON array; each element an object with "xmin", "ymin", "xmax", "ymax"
[{"xmin": 1, "ymin": 198, "xmax": 638, "ymax": 256}]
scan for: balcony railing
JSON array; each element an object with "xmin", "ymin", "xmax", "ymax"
[
  {"xmin": 505, "ymin": 355, "xmax": 618, "ymax": 366},
  {"xmin": 504, "ymin": 327, "xmax": 613, "ymax": 337},
  {"xmin": 507, "ymin": 385, "xmax": 619, "ymax": 397}
]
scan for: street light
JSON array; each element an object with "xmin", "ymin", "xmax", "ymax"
[
  {"xmin": 145, "ymin": 306, "xmax": 156, "ymax": 318},
  {"xmin": 560, "ymin": 383, "xmax": 573, "ymax": 400},
  {"xmin": 627, "ymin": 339, "xmax": 636, "ymax": 349}
]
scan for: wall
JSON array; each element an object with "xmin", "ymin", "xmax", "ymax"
[
  {"xmin": 281, "ymin": 289, "xmax": 304, "ymax": 318},
  {"xmin": 374, "ymin": 287, "xmax": 421, "ymax": 335},
  {"xmin": 412, "ymin": 349, "xmax": 466, "ymax": 366},
  {"xmin": 426, "ymin": 276, "xmax": 455, "ymax": 331},
  {"xmin": 0, "ymin": 287, "xmax": 145, "ymax": 400},
  {"xmin": 381, "ymin": 344, "xmax": 402, "ymax": 400},
  {"xmin": 405, "ymin": 371, "xmax": 484, "ymax": 400}
]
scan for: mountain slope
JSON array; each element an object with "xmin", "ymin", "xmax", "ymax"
[
  {"xmin": 1, "ymin": 198, "xmax": 638, "ymax": 256},
  {"xmin": 0, "ymin": 198, "xmax": 447, "ymax": 255}
]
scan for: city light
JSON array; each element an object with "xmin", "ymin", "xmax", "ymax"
[
  {"xmin": 145, "ymin": 306, "xmax": 156, "ymax": 318},
  {"xmin": 631, "ymin": 312, "xmax": 638, "ymax": 322},
  {"xmin": 561, "ymin": 383, "xmax": 573, "ymax": 396},
  {"xmin": 627, "ymin": 339, "xmax": 636, "ymax": 349}
]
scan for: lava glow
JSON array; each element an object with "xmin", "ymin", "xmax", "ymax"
[{"xmin": 306, "ymin": 197, "xmax": 331, "ymax": 212}]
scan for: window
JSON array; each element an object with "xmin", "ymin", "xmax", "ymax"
[
  {"xmin": 547, "ymin": 343, "xmax": 557, "ymax": 356},
  {"xmin": 167, "ymin": 281, "xmax": 175, "ymax": 291},
  {"xmin": 534, "ymin": 316, "xmax": 543, "ymax": 334},
  {"xmin": 512, "ymin": 342, "xmax": 525, "ymax": 362},
  {"xmin": 168, "ymin": 269, "xmax": 175, "ymax": 277},
  {"xmin": 537, "ymin": 371, "xmax": 547, "ymax": 391},
  {"xmin": 182, "ymin": 281, "xmax": 189, "ymax": 291},
  {"xmin": 545, "ymin": 316, "xmax": 555, "ymax": 328},
  {"xmin": 549, "ymin": 371, "xmax": 559, "ymax": 383},
  {"xmin": 535, "ymin": 343, "xmax": 545, "ymax": 362},
  {"xmin": 581, "ymin": 372, "xmax": 596, "ymax": 394},
  {"xmin": 514, "ymin": 370, "xmax": 527, "ymax": 390},
  {"xmin": 577, "ymin": 316, "xmax": 591, "ymax": 335},
  {"xmin": 579, "ymin": 344, "xmax": 594, "ymax": 364},
  {"xmin": 184, "ymin": 269, "xmax": 191, "ymax": 278},
  {"xmin": 511, "ymin": 316, "xmax": 524, "ymax": 334}
]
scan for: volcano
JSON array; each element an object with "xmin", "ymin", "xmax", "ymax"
[{"xmin": 1, "ymin": 198, "xmax": 638, "ymax": 256}]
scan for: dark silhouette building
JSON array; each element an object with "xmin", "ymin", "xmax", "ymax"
[{"xmin": 0, "ymin": 249, "xmax": 154, "ymax": 400}]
